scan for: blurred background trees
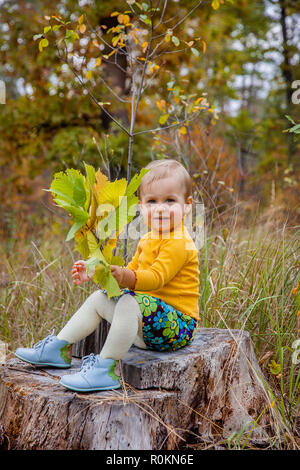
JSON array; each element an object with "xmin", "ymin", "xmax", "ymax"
[{"xmin": 0, "ymin": 0, "xmax": 299, "ymax": 241}]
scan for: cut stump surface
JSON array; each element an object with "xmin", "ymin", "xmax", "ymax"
[{"xmin": 0, "ymin": 328, "xmax": 279, "ymax": 449}]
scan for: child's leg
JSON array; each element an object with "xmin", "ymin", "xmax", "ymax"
[
  {"xmin": 58, "ymin": 293, "xmax": 146, "ymax": 392},
  {"xmin": 100, "ymin": 293, "xmax": 144, "ymax": 360},
  {"xmin": 57, "ymin": 290, "xmax": 147, "ymax": 352},
  {"xmin": 57, "ymin": 290, "xmax": 116, "ymax": 344}
]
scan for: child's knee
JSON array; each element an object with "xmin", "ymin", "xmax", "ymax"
[
  {"xmin": 117, "ymin": 293, "xmax": 139, "ymax": 310},
  {"xmin": 115, "ymin": 294, "xmax": 142, "ymax": 321},
  {"xmin": 86, "ymin": 289, "xmax": 106, "ymax": 306}
]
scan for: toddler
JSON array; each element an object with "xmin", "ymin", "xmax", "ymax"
[{"xmin": 15, "ymin": 159, "xmax": 200, "ymax": 392}]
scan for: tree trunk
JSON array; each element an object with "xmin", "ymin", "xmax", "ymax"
[
  {"xmin": 0, "ymin": 328, "xmax": 282, "ymax": 450},
  {"xmin": 72, "ymin": 319, "xmax": 110, "ymax": 358},
  {"xmin": 279, "ymin": 0, "xmax": 295, "ymax": 164}
]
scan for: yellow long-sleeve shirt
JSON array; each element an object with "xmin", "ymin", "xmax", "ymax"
[{"xmin": 126, "ymin": 223, "xmax": 200, "ymax": 321}]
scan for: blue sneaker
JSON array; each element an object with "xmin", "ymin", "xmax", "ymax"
[
  {"xmin": 59, "ymin": 353, "xmax": 121, "ymax": 392},
  {"xmin": 15, "ymin": 331, "xmax": 72, "ymax": 368}
]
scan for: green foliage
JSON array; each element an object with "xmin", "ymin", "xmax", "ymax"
[
  {"xmin": 268, "ymin": 359, "xmax": 281, "ymax": 376},
  {"xmin": 49, "ymin": 163, "xmax": 148, "ymax": 297},
  {"xmin": 284, "ymin": 115, "xmax": 300, "ymax": 138}
]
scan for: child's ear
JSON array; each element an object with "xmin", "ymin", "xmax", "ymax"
[{"xmin": 184, "ymin": 196, "xmax": 193, "ymax": 216}]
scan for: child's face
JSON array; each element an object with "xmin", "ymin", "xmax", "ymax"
[{"xmin": 139, "ymin": 176, "xmax": 192, "ymax": 235}]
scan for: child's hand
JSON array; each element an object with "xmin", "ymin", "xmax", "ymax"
[
  {"xmin": 72, "ymin": 260, "xmax": 94, "ymax": 285},
  {"xmin": 110, "ymin": 265, "xmax": 123, "ymax": 286},
  {"xmin": 110, "ymin": 265, "xmax": 136, "ymax": 289}
]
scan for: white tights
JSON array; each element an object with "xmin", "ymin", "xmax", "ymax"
[{"xmin": 57, "ymin": 291, "xmax": 147, "ymax": 360}]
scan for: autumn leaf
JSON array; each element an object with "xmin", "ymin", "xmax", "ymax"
[
  {"xmin": 156, "ymin": 100, "xmax": 166, "ymax": 111},
  {"xmin": 129, "ymin": 30, "xmax": 139, "ymax": 45},
  {"xmin": 94, "ymin": 169, "xmax": 109, "ymax": 204},
  {"xmin": 142, "ymin": 41, "xmax": 148, "ymax": 53},
  {"xmin": 149, "ymin": 64, "xmax": 159, "ymax": 74},
  {"xmin": 38, "ymin": 38, "xmax": 49, "ymax": 52},
  {"xmin": 159, "ymin": 114, "xmax": 169, "ymax": 125},
  {"xmin": 117, "ymin": 14, "xmax": 130, "ymax": 24},
  {"xmin": 64, "ymin": 29, "xmax": 80, "ymax": 45},
  {"xmin": 195, "ymin": 97, "xmax": 203, "ymax": 105},
  {"xmin": 50, "ymin": 168, "xmax": 87, "ymax": 207},
  {"xmin": 191, "ymin": 47, "xmax": 200, "ymax": 57},
  {"xmin": 97, "ymin": 178, "xmax": 127, "ymax": 209},
  {"xmin": 139, "ymin": 14, "xmax": 152, "ymax": 25},
  {"xmin": 123, "ymin": 14, "xmax": 131, "ymax": 25},
  {"xmin": 107, "ymin": 50, "xmax": 116, "ymax": 58},
  {"xmin": 79, "ymin": 24, "xmax": 86, "ymax": 34},
  {"xmin": 104, "ymin": 272, "xmax": 121, "ymax": 298},
  {"xmin": 33, "ymin": 34, "xmax": 43, "ymax": 41},
  {"xmin": 92, "ymin": 263, "xmax": 109, "ymax": 286},
  {"xmin": 268, "ymin": 360, "xmax": 281, "ymax": 376},
  {"xmin": 48, "ymin": 163, "xmax": 144, "ymax": 297},
  {"xmin": 171, "ymin": 36, "xmax": 180, "ymax": 47},
  {"xmin": 125, "ymin": 168, "xmax": 149, "ymax": 197}
]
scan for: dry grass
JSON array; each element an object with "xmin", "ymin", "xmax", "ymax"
[{"xmin": 0, "ymin": 203, "xmax": 299, "ymax": 449}]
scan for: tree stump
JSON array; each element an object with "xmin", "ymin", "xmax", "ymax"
[
  {"xmin": 72, "ymin": 319, "xmax": 110, "ymax": 358},
  {"xmin": 0, "ymin": 328, "xmax": 281, "ymax": 450}
]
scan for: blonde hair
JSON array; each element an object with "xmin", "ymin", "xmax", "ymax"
[{"xmin": 137, "ymin": 159, "xmax": 193, "ymax": 200}]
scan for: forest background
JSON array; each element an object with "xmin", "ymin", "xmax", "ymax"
[
  {"xmin": 0, "ymin": 0, "xmax": 300, "ymax": 449},
  {"xmin": 1, "ymin": 0, "xmax": 300, "ymax": 239}
]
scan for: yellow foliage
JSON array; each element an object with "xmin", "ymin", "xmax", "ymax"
[
  {"xmin": 94, "ymin": 170, "xmax": 109, "ymax": 204},
  {"xmin": 156, "ymin": 100, "xmax": 166, "ymax": 110},
  {"xmin": 86, "ymin": 70, "xmax": 92, "ymax": 80},
  {"xmin": 97, "ymin": 178, "xmax": 127, "ymax": 208}
]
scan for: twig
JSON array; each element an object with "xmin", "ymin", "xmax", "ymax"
[
  {"xmin": 56, "ymin": 45, "xmax": 130, "ymax": 136},
  {"xmin": 153, "ymin": 0, "xmax": 204, "ymax": 39},
  {"xmin": 153, "ymin": 0, "xmax": 168, "ymax": 30},
  {"xmin": 132, "ymin": 108, "xmax": 204, "ymax": 136}
]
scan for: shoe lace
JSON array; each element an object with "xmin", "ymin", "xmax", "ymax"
[
  {"xmin": 33, "ymin": 329, "xmax": 55, "ymax": 355},
  {"xmin": 80, "ymin": 353, "xmax": 97, "ymax": 373}
]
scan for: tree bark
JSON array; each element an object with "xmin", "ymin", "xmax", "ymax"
[
  {"xmin": 72, "ymin": 319, "xmax": 110, "ymax": 358},
  {"xmin": 279, "ymin": 0, "xmax": 295, "ymax": 163},
  {"xmin": 0, "ymin": 328, "xmax": 282, "ymax": 450}
]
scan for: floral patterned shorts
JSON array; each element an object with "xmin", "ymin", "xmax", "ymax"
[{"xmin": 102, "ymin": 288, "xmax": 198, "ymax": 352}]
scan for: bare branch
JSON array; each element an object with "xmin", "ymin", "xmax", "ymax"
[
  {"xmin": 97, "ymin": 74, "xmax": 129, "ymax": 103},
  {"xmin": 71, "ymin": 52, "xmax": 129, "ymax": 103},
  {"xmin": 153, "ymin": 0, "xmax": 168, "ymax": 30},
  {"xmin": 56, "ymin": 45, "xmax": 130, "ymax": 136},
  {"xmin": 153, "ymin": 0, "xmax": 204, "ymax": 40},
  {"xmin": 85, "ymin": 16, "xmax": 128, "ymax": 59},
  {"xmin": 151, "ymin": 46, "xmax": 191, "ymax": 60},
  {"xmin": 92, "ymin": 136, "xmax": 111, "ymax": 179},
  {"xmin": 132, "ymin": 109, "xmax": 204, "ymax": 136}
]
